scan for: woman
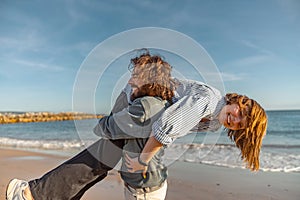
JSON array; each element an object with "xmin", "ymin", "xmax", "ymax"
[{"xmin": 125, "ymin": 51, "xmax": 267, "ymax": 174}]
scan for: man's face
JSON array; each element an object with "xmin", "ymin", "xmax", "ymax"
[{"xmin": 128, "ymin": 67, "xmax": 144, "ymax": 94}]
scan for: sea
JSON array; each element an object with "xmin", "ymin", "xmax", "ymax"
[{"xmin": 0, "ymin": 110, "xmax": 299, "ymax": 173}]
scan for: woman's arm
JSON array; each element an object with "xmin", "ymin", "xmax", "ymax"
[
  {"xmin": 139, "ymin": 135, "xmax": 163, "ymax": 164},
  {"xmin": 125, "ymin": 134, "xmax": 163, "ymax": 176},
  {"xmin": 152, "ymin": 94, "xmax": 210, "ymax": 145},
  {"xmin": 125, "ymin": 94, "xmax": 212, "ymax": 172}
]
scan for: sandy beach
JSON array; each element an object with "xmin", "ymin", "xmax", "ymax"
[{"xmin": 0, "ymin": 148, "xmax": 299, "ymax": 200}]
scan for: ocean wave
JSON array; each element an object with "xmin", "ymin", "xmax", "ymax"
[
  {"xmin": 262, "ymin": 144, "xmax": 300, "ymax": 148},
  {"xmin": 164, "ymin": 143, "xmax": 300, "ymax": 173},
  {"xmin": 0, "ymin": 137, "xmax": 85, "ymax": 150},
  {"xmin": 1, "ymin": 137, "xmax": 299, "ymax": 173}
]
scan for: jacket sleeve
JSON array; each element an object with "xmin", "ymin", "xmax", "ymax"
[
  {"xmin": 111, "ymin": 85, "xmax": 131, "ymax": 114},
  {"xmin": 152, "ymin": 94, "xmax": 210, "ymax": 146},
  {"xmin": 93, "ymin": 97, "xmax": 165, "ymax": 139}
]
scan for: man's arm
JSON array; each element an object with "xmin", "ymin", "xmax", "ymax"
[
  {"xmin": 93, "ymin": 89, "xmax": 131, "ymax": 139},
  {"xmin": 94, "ymin": 96, "xmax": 166, "ymax": 140},
  {"xmin": 94, "ymin": 98, "xmax": 148, "ymax": 139}
]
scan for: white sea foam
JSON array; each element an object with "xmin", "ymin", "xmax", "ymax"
[
  {"xmin": 1, "ymin": 137, "xmax": 299, "ymax": 173},
  {"xmin": 0, "ymin": 137, "xmax": 85, "ymax": 150},
  {"xmin": 163, "ymin": 143, "xmax": 300, "ymax": 173}
]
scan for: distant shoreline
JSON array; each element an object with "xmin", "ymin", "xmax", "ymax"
[
  {"xmin": 266, "ymin": 109, "xmax": 300, "ymax": 112},
  {"xmin": 0, "ymin": 112, "xmax": 104, "ymax": 124}
]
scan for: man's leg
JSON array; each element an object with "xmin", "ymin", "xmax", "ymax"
[
  {"xmin": 28, "ymin": 138, "xmax": 124, "ymax": 200},
  {"xmin": 123, "ymin": 181, "xmax": 168, "ymax": 200},
  {"xmin": 144, "ymin": 181, "xmax": 167, "ymax": 200}
]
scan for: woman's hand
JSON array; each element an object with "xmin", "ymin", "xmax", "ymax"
[{"xmin": 124, "ymin": 153, "xmax": 148, "ymax": 178}]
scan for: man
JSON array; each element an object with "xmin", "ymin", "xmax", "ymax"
[{"xmin": 96, "ymin": 95, "xmax": 170, "ymax": 200}]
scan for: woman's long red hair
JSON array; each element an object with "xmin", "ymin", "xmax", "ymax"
[{"xmin": 226, "ymin": 93, "xmax": 268, "ymax": 171}]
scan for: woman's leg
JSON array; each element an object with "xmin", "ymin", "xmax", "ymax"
[{"xmin": 28, "ymin": 138, "xmax": 124, "ymax": 200}]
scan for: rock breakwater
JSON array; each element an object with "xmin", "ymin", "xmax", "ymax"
[{"xmin": 0, "ymin": 112, "xmax": 103, "ymax": 124}]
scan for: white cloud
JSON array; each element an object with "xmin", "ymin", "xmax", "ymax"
[
  {"xmin": 228, "ymin": 54, "xmax": 272, "ymax": 67},
  {"xmin": 0, "ymin": 32, "xmax": 44, "ymax": 52},
  {"xmin": 220, "ymin": 72, "xmax": 244, "ymax": 81},
  {"xmin": 204, "ymin": 72, "xmax": 244, "ymax": 82},
  {"xmin": 64, "ymin": 41, "xmax": 95, "ymax": 57},
  {"xmin": 277, "ymin": 0, "xmax": 300, "ymax": 22},
  {"xmin": 240, "ymin": 40, "xmax": 274, "ymax": 56},
  {"xmin": 65, "ymin": 0, "xmax": 90, "ymax": 22},
  {"xmin": 224, "ymin": 40, "xmax": 275, "ymax": 67},
  {"xmin": 13, "ymin": 59, "xmax": 65, "ymax": 71}
]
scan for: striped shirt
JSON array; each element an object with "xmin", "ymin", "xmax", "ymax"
[{"xmin": 124, "ymin": 78, "xmax": 226, "ymax": 146}]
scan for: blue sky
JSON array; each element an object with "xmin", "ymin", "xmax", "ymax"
[{"xmin": 1, "ymin": 0, "xmax": 299, "ymax": 113}]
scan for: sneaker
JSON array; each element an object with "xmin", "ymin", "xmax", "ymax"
[{"xmin": 6, "ymin": 178, "xmax": 29, "ymax": 200}]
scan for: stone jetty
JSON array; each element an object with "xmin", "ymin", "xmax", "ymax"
[{"xmin": 0, "ymin": 112, "xmax": 103, "ymax": 124}]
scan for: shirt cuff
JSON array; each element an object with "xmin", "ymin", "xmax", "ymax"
[{"xmin": 152, "ymin": 121, "xmax": 174, "ymax": 146}]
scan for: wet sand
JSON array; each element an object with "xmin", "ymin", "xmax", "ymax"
[{"xmin": 1, "ymin": 148, "xmax": 299, "ymax": 200}]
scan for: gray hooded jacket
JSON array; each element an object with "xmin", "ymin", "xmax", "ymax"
[{"xmin": 93, "ymin": 94, "xmax": 169, "ymax": 188}]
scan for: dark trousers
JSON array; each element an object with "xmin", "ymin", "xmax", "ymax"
[{"xmin": 28, "ymin": 139, "xmax": 124, "ymax": 200}]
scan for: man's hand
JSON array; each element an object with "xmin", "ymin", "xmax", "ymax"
[{"xmin": 124, "ymin": 153, "xmax": 148, "ymax": 178}]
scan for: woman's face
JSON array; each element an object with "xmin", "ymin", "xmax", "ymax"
[{"xmin": 218, "ymin": 103, "xmax": 247, "ymax": 130}]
